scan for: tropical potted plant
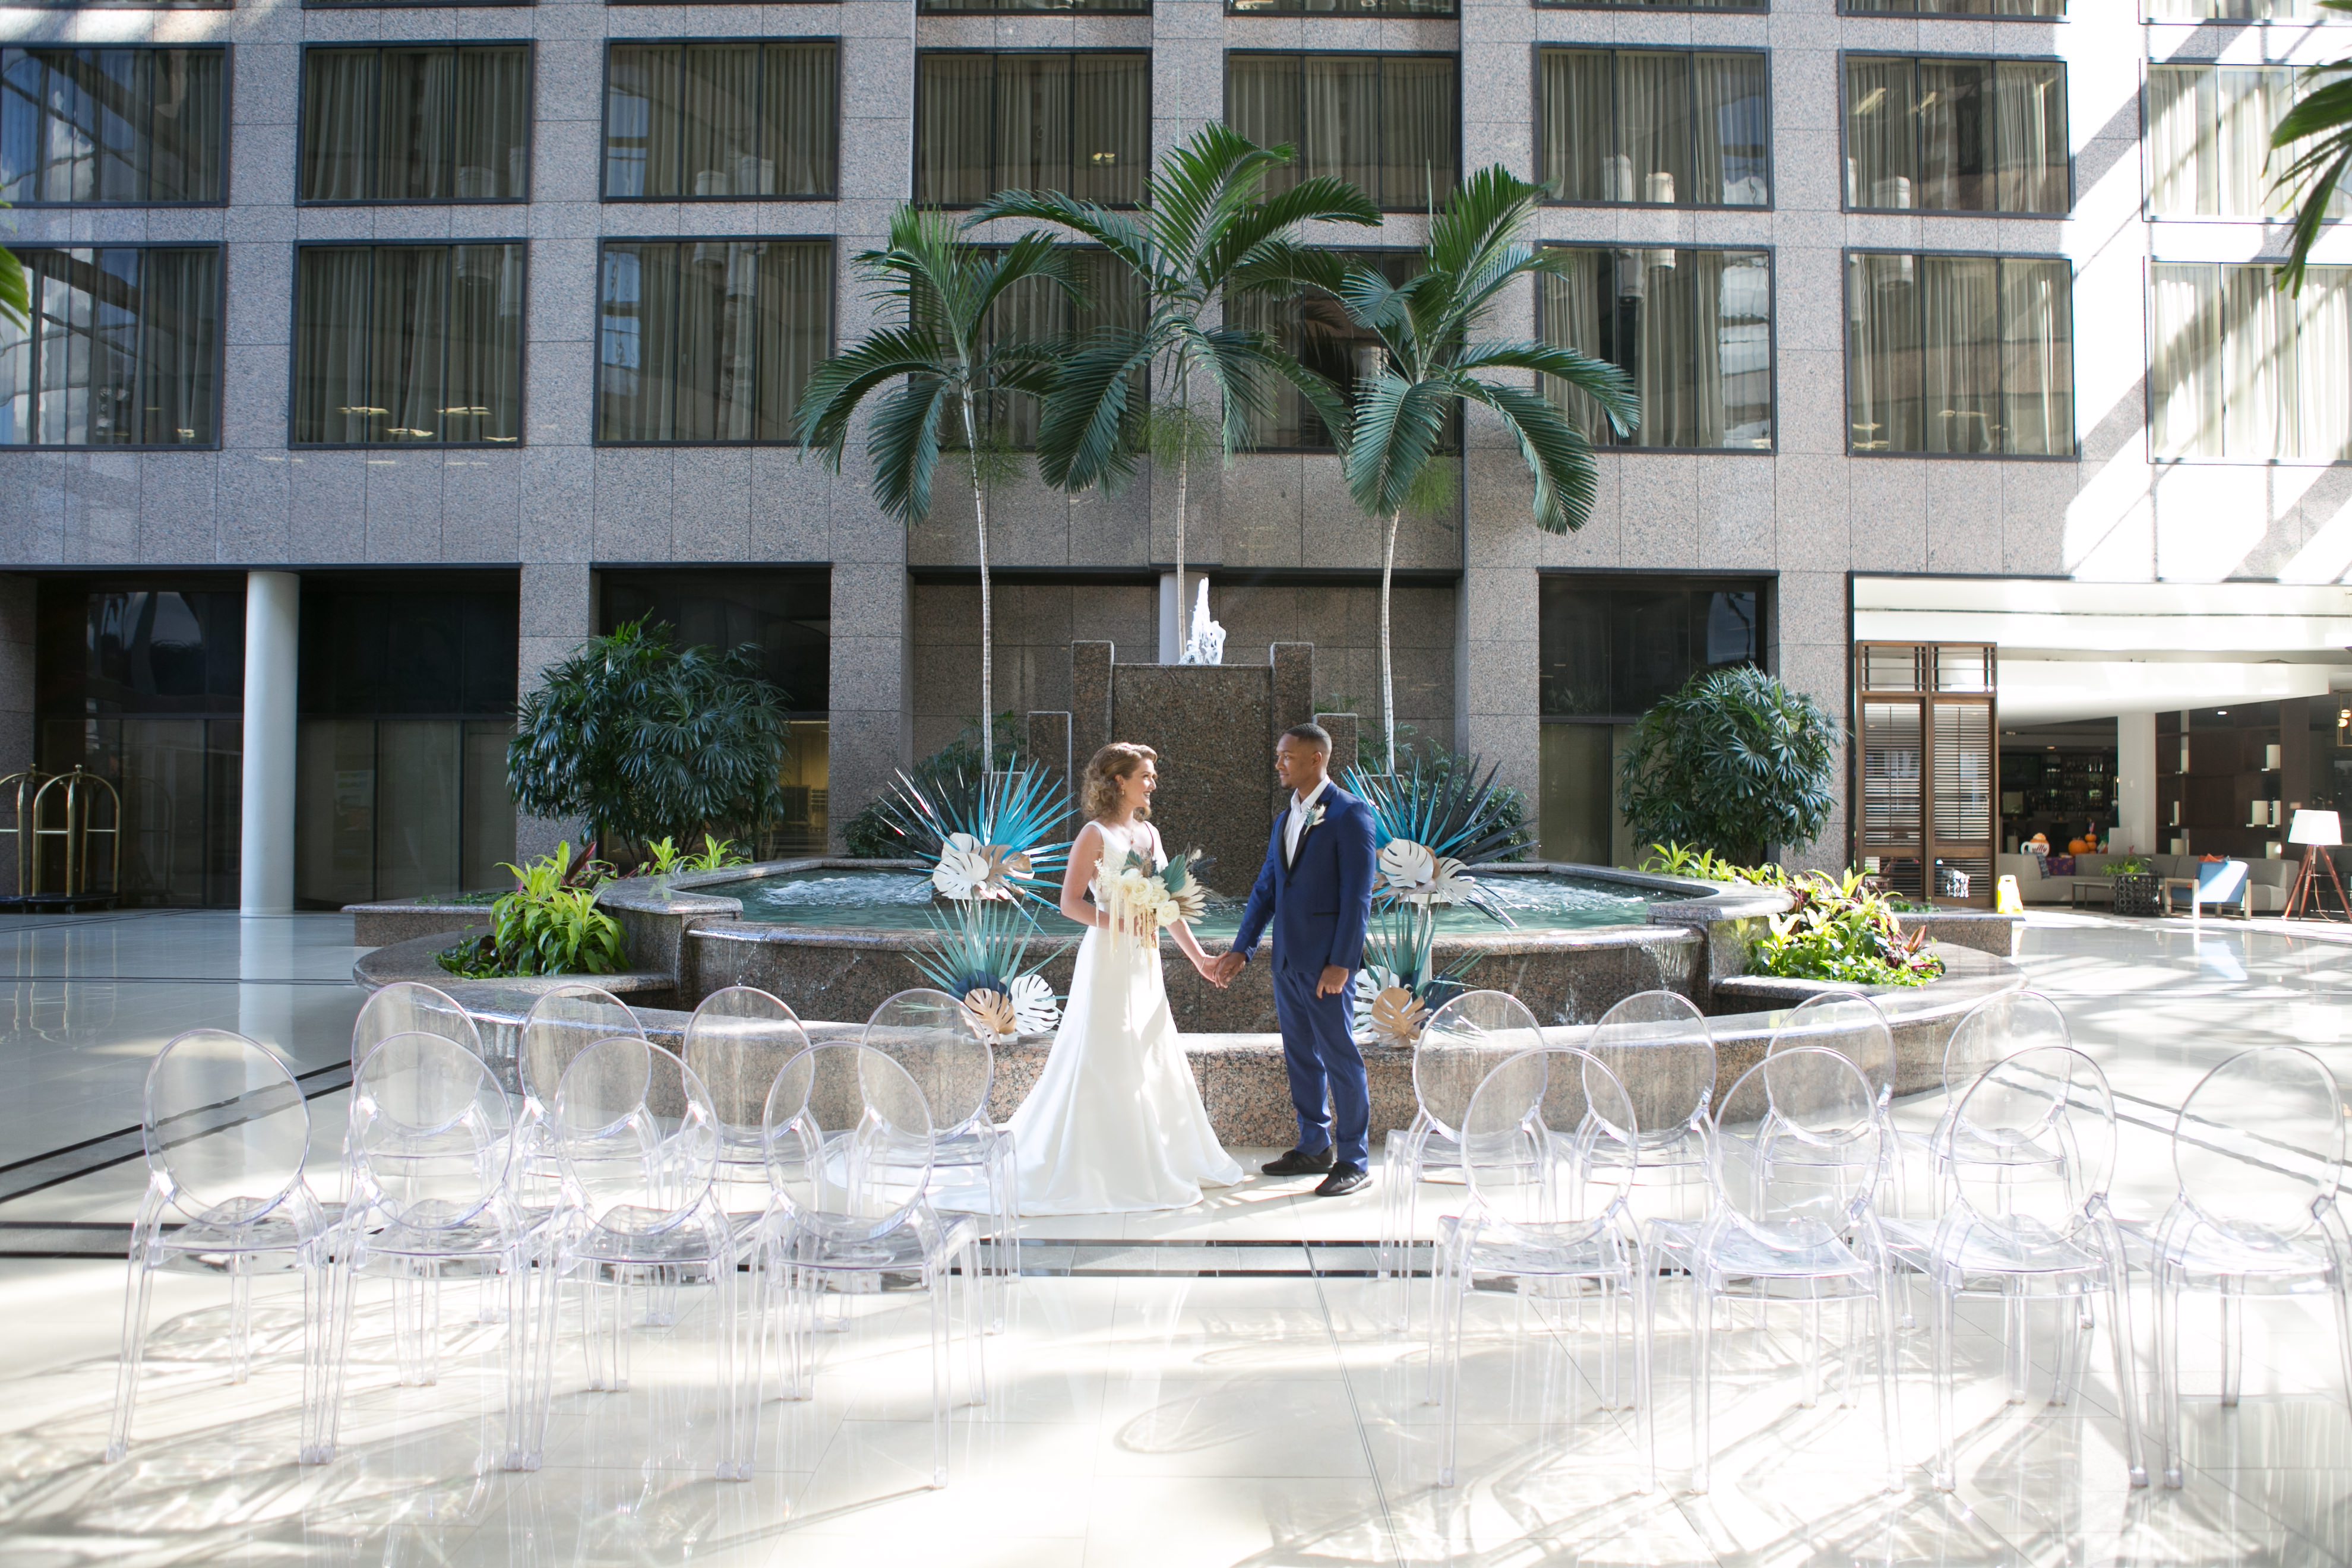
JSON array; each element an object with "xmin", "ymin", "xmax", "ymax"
[{"xmin": 1617, "ymin": 665, "xmax": 1841, "ymax": 865}]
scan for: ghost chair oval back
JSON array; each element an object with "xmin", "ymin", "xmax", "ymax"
[
  {"xmin": 1883, "ymin": 1046, "xmax": 2142, "ymax": 1491},
  {"xmin": 108, "ymin": 1029, "xmax": 334, "ymax": 1463},
  {"xmin": 1767, "ymin": 990, "xmax": 1904, "ymax": 1216},
  {"xmin": 863, "ymin": 987, "xmax": 1016, "ymax": 1329},
  {"xmin": 514, "ymin": 1036, "xmax": 753, "ymax": 1480},
  {"xmin": 314, "ymin": 1032, "xmax": 538, "ymax": 1465},
  {"xmin": 1584, "ymin": 990, "xmax": 1717, "ymax": 1222},
  {"xmin": 2143, "ymin": 1047, "xmax": 2352, "ymax": 1488},
  {"xmin": 756, "ymin": 1041, "xmax": 987, "ymax": 1488},
  {"xmin": 1645, "ymin": 1044, "xmax": 1903, "ymax": 1496},
  {"xmin": 1920, "ymin": 990, "xmax": 2073, "ymax": 1219},
  {"xmin": 1430, "ymin": 1045, "xmax": 1653, "ymax": 1493},
  {"xmin": 352, "ymin": 981, "xmax": 484, "ymax": 1076},
  {"xmin": 682, "ymin": 986, "xmax": 810, "ymax": 1224},
  {"xmin": 1378, "ymin": 989, "xmax": 1547, "ymax": 1330}
]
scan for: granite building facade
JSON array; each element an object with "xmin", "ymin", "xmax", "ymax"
[{"xmin": 2, "ymin": 0, "xmax": 2350, "ymax": 907}]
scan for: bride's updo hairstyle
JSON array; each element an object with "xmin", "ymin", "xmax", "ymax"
[{"xmin": 1082, "ymin": 742, "xmax": 1157, "ymax": 823}]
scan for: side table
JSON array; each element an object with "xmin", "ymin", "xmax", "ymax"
[
  {"xmin": 2110, "ymin": 871, "xmax": 2161, "ymax": 917},
  {"xmin": 2070, "ymin": 878, "xmax": 2114, "ymax": 910}
]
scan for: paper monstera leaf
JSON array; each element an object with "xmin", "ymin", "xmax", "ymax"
[
  {"xmin": 1377, "ymin": 838, "xmax": 1480, "ymax": 907},
  {"xmin": 1368, "ymin": 986, "xmax": 1430, "ymax": 1047},
  {"xmin": 1009, "ymin": 972, "xmax": 1061, "ymax": 1035},
  {"xmin": 932, "ymin": 832, "xmax": 1033, "ymax": 901},
  {"xmin": 962, "ymin": 987, "xmax": 1019, "ymax": 1042}
]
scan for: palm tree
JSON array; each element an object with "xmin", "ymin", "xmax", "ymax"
[
  {"xmin": 797, "ymin": 205, "xmax": 1076, "ymax": 741},
  {"xmin": 1277, "ymin": 166, "xmax": 1637, "ymax": 774},
  {"xmin": 0, "ymin": 214, "xmax": 26, "ymax": 330},
  {"xmin": 2271, "ymin": 0, "xmax": 2352, "ymax": 294},
  {"xmin": 968, "ymin": 125, "xmax": 1379, "ymax": 656}
]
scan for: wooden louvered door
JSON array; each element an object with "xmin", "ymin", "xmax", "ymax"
[{"xmin": 1855, "ymin": 642, "xmax": 1997, "ymax": 909}]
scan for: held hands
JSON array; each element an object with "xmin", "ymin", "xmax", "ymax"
[{"xmin": 1207, "ymin": 950, "xmax": 1247, "ymax": 988}]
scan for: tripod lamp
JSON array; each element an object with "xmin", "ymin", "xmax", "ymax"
[{"xmin": 2286, "ymin": 810, "xmax": 2350, "ymax": 921}]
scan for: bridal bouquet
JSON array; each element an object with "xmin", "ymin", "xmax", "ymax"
[{"xmin": 1095, "ymin": 847, "xmax": 1212, "ymax": 947}]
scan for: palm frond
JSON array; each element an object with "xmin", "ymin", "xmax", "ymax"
[
  {"xmin": 864, "ymin": 375, "xmax": 954, "ymax": 526},
  {"xmin": 1347, "ymin": 754, "xmax": 1530, "ymax": 868},
  {"xmin": 908, "ymin": 896, "xmax": 1058, "ymax": 998},
  {"xmin": 2272, "ymin": 69, "xmax": 2352, "ymax": 293},
  {"xmin": 794, "ymin": 326, "xmax": 949, "ymax": 460},
  {"xmin": 1033, "ymin": 324, "xmax": 1154, "ymax": 489},
  {"xmin": 1343, "ymin": 372, "xmax": 1452, "ymax": 520}
]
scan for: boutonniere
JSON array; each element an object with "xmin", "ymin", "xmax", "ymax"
[{"xmin": 1305, "ymin": 804, "xmax": 1327, "ymax": 830}]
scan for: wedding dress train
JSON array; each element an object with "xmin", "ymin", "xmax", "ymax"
[{"xmin": 1008, "ymin": 821, "xmax": 1243, "ymax": 1216}]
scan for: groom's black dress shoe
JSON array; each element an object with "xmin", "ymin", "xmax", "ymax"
[
  {"xmin": 1262, "ymin": 1147, "xmax": 1335, "ymax": 1177},
  {"xmin": 1316, "ymin": 1164, "xmax": 1371, "ymax": 1197}
]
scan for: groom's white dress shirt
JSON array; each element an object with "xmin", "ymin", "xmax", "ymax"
[{"xmin": 1285, "ymin": 777, "xmax": 1330, "ymax": 865}]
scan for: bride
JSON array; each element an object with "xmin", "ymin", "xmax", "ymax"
[{"xmin": 1009, "ymin": 742, "xmax": 1244, "ymax": 1215}]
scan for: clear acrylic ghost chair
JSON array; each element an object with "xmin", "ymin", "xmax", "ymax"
[
  {"xmin": 860, "ymin": 987, "xmax": 1017, "ymax": 1329},
  {"xmin": 515, "ymin": 985, "xmax": 650, "ymax": 1354},
  {"xmin": 1767, "ymin": 991, "xmax": 1904, "ymax": 1218},
  {"xmin": 1878, "ymin": 1047, "xmax": 2144, "ymax": 1491},
  {"xmin": 1583, "ymin": 990, "xmax": 1717, "ymax": 1222},
  {"xmin": 1646, "ymin": 1045, "xmax": 1904, "ymax": 1495},
  {"xmin": 754, "ymin": 1041, "xmax": 987, "ymax": 1487},
  {"xmin": 108, "ymin": 1029, "xmax": 336, "ymax": 1463},
  {"xmin": 1377, "ymin": 989, "xmax": 1547, "ymax": 1328},
  {"xmin": 352, "ymin": 981, "xmax": 484, "ymax": 1076},
  {"xmin": 512, "ymin": 1035, "xmax": 753, "ymax": 1480},
  {"xmin": 1921, "ymin": 991, "xmax": 2073, "ymax": 1205},
  {"xmin": 2140, "ymin": 1047, "xmax": 2352, "ymax": 1488},
  {"xmin": 681, "ymin": 985, "xmax": 810, "ymax": 1227},
  {"xmin": 311, "ymin": 1032, "xmax": 544, "ymax": 1465},
  {"xmin": 1430, "ymin": 1045, "xmax": 1654, "ymax": 1492}
]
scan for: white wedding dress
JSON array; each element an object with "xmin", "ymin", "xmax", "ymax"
[{"xmin": 1009, "ymin": 820, "xmax": 1244, "ymax": 1215}]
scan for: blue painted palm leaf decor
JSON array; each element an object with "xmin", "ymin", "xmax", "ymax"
[{"xmin": 908, "ymin": 896, "xmax": 1063, "ymax": 1043}]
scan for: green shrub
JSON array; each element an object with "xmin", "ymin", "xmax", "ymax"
[
  {"xmin": 1618, "ymin": 666, "xmax": 1839, "ymax": 864},
  {"xmin": 438, "ymin": 842, "xmax": 627, "ymax": 980},
  {"xmin": 1750, "ymin": 868, "xmax": 1942, "ymax": 988},
  {"xmin": 842, "ymin": 714, "xmax": 1022, "ymax": 859}
]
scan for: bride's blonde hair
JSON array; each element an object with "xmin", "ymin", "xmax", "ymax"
[{"xmin": 1081, "ymin": 742, "xmax": 1156, "ymax": 823}]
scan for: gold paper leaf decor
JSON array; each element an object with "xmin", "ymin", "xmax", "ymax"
[
  {"xmin": 962, "ymin": 988, "xmax": 1018, "ymax": 1042},
  {"xmin": 1370, "ymin": 985, "xmax": 1430, "ymax": 1047}
]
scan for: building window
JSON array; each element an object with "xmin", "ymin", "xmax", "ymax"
[
  {"xmin": 2148, "ymin": 65, "xmax": 2351, "ymax": 222},
  {"xmin": 915, "ymin": 52, "xmax": 1149, "ymax": 208},
  {"xmin": 1225, "ymin": 53, "xmax": 1458, "ymax": 211},
  {"xmin": 923, "ymin": 0, "xmax": 1146, "ymax": 12},
  {"xmin": 976, "ymin": 249, "xmax": 1144, "ymax": 448},
  {"xmin": 2151, "ymin": 263, "xmax": 2352, "ymax": 463},
  {"xmin": 1845, "ymin": 0, "xmax": 2062, "ymax": 14},
  {"xmin": 2148, "ymin": 0, "xmax": 2341, "ymax": 17},
  {"xmin": 292, "ymin": 243, "xmax": 525, "ymax": 447},
  {"xmin": 1844, "ymin": 55, "xmax": 2068, "ymax": 215},
  {"xmin": 295, "ymin": 580, "xmax": 520, "ymax": 907},
  {"xmin": 299, "ymin": 46, "xmax": 532, "ymax": 203},
  {"xmin": 603, "ymin": 41, "xmax": 837, "ymax": 200},
  {"xmin": 1229, "ymin": 0, "xmax": 1452, "ymax": 14},
  {"xmin": 1, "ymin": 49, "xmax": 226, "ymax": 206},
  {"xmin": 597, "ymin": 239, "xmax": 832, "ymax": 444},
  {"xmin": 1538, "ymin": 49, "xmax": 1768, "ymax": 209},
  {"xmin": 0, "ymin": 247, "xmax": 219, "ymax": 448},
  {"xmin": 1845, "ymin": 251, "xmax": 2076, "ymax": 457},
  {"xmin": 1534, "ymin": 0, "xmax": 1762, "ymax": 13},
  {"xmin": 1539, "ymin": 246, "xmax": 1773, "ymax": 451},
  {"xmin": 1224, "ymin": 252, "xmax": 1451, "ymax": 450}
]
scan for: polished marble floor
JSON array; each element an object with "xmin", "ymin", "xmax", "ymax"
[{"xmin": 0, "ymin": 908, "xmax": 2350, "ymax": 1564}]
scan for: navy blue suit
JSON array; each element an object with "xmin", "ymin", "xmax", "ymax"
[{"xmin": 1229, "ymin": 784, "xmax": 1378, "ymax": 1166}]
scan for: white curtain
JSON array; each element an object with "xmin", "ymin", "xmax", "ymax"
[
  {"xmin": 682, "ymin": 45, "xmax": 759, "ymax": 198},
  {"xmin": 1539, "ymin": 252, "xmax": 1610, "ymax": 431},
  {"xmin": 1998, "ymin": 257, "xmax": 2072, "ymax": 457},
  {"xmin": 677, "ymin": 241, "xmax": 760, "ymax": 441},
  {"xmin": 914, "ymin": 55, "xmax": 991, "ymax": 204},
  {"xmin": 2149, "ymin": 263, "xmax": 2221, "ymax": 459},
  {"xmin": 1994, "ymin": 61, "xmax": 2066, "ymax": 214},
  {"xmin": 1692, "ymin": 52, "xmax": 1766, "ymax": 206},
  {"xmin": 1303, "ymin": 57, "xmax": 1379, "ymax": 200},
  {"xmin": 1380, "ymin": 56, "xmax": 1455, "ymax": 209},
  {"xmin": 605, "ymin": 45, "xmax": 680, "ymax": 198},
  {"xmin": 1225, "ymin": 56, "xmax": 1302, "ymax": 194},
  {"xmin": 447, "ymin": 244, "xmax": 522, "ymax": 443},
  {"xmin": 135, "ymin": 248, "xmax": 218, "ymax": 445},
  {"xmin": 1917, "ymin": 254, "xmax": 1999, "ymax": 453},
  {"xmin": 1915, "ymin": 59, "xmax": 1993, "ymax": 211},
  {"xmin": 293, "ymin": 247, "xmax": 374, "ymax": 445},
  {"xmin": 1072, "ymin": 54, "xmax": 1147, "ymax": 206},
  {"xmin": 377, "ymin": 50, "xmax": 457, "ymax": 201},
  {"xmin": 1847, "ymin": 252, "xmax": 1921, "ymax": 452},
  {"xmin": 766, "ymin": 42, "xmax": 837, "ymax": 197},
  {"xmin": 757, "ymin": 242, "xmax": 832, "ymax": 442},
  {"xmin": 150, "ymin": 49, "xmax": 225, "ymax": 203},
  {"xmin": 1845, "ymin": 56, "xmax": 1916, "ymax": 209},
  {"xmin": 1540, "ymin": 51, "xmax": 1612, "ymax": 203},
  {"xmin": 452, "ymin": 48, "xmax": 529, "ymax": 199},
  {"xmin": 301, "ymin": 50, "xmax": 378, "ymax": 201},
  {"xmin": 371, "ymin": 246, "xmax": 450, "ymax": 441},
  {"xmin": 994, "ymin": 54, "xmax": 1070, "ymax": 195},
  {"xmin": 1617, "ymin": 53, "xmax": 1692, "ymax": 206},
  {"xmin": 599, "ymin": 243, "xmax": 679, "ymax": 441},
  {"xmin": 2153, "ymin": 261, "xmax": 2352, "ymax": 461}
]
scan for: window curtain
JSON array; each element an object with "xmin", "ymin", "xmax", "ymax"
[
  {"xmin": 1845, "ymin": 57, "xmax": 1916, "ymax": 208},
  {"xmin": 605, "ymin": 45, "xmax": 679, "ymax": 198},
  {"xmin": 1617, "ymin": 53, "xmax": 1694, "ymax": 207},
  {"xmin": 755, "ymin": 242, "xmax": 831, "ymax": 441},
  {"xmin": 1847, "ymin": 252, "xmax": 1923, "ymax": 452},
  {"xmin": 370, "ymin": 246, "xmax": 450, "ymax": 441},
  {"xmin": 2, "ymin": 48, "xmax": 224, "ymax": 204},
  {"xmin": 600, "ymin": 243, "xmax": 680, "ymax": 441},
  {"xmin": 134, "ymin": 247, "xmax": 217, "ymax": 444},
  {"xmin": 675, "ymin": 241, "xmax": 761, "ymax": 441},
  {"xmin": 598, "ymin": 240, "xmax": 832, "ymax": 444},
  {"xmin": 994, "ymin": 55, "xmax": 1070, "ymax": 195},
  {"xmin": 0, "ymin": 248, "xmax": 218, "ymax": 447},
  {"xmin": 1542, "ymin": 246, "xmax": 1771, "ymax": 448},
  {"xmin": 766, "ymin": 42, "xmax": 836, "ymax": 197},
  {"xmin": 294, "ymin": 248, "xmax": 373, "ymax": 445},
  {"xmin": 1994, "ymin": 62, "xmax": 2066, "ymax": 214},
  {"xmin": 1638, "ymin": 251, "xmax": 1729, "ymax": 448},
  {"xmin": 452, "ymin": 48, "xmax": 529, "ymax": 200},
  {"xmin": 1693, "ymin": 52, "xmax": 1766, "ymax": 206},
  {"xmin": 916, "ymin": 55, "xmax": 992, "ymax": 205},
  {"xmin": 445, "ymin": 244, "xmax": 522, "ymax": 444},
  {"xmin": 2149, "ymin": 66, "xmax": 2341, "ymax": 220},
  {"xmin": 377, "ymin": 50, "xmax": 458, "ymax": 201},
  {"xmin": 1917, "ymin": 254, "xmax": 1999, "ymax": 453},
  {"xmin": 1381, "ymin": 56, "xmax": 1455, "ymax": 210},
  {"xmin": 151, "ymin": 49, "xmax": 225, "ymax": 202},
  {"xmin": 2152, "ymin": 261, "xmax": 2351, "ymax": 460},
  {"xmin": 302, "ymin": 50, "xmax": 378, "ymax": 201},
  {"xmin": 1540, "ymin": 51, "xmax": 1612, "ymax": 203},
  {"xmin": 1303, "ymin": 58, "xmax": 1379, "ymax": 200},
  {"xmin": 1998, "ymin": 257, "xmax": 2072, "ymax": 456},
  {"xmin": 1225, "ymin": 57, "xmax": 1302, "ymax": 195},
  {"xmin": 683, "ymin": 45, "xmax": 760, "ymax": 200},
  {"xmin": 1915, "ymin": 59, "xmax": 1993, "ymax": 211},
  {"xmin": 1071, "ymin": 54, "xmax": 1146, "ymax": 206},
  {"xmin": 1539, "ymin": 250, "xmax": 1610, "ymax": 431}
]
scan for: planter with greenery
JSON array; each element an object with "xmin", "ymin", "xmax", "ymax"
[
  {"xmin": 1750, "ymin": 868, "xmax": 1944, "ymax": 988},
  {"xmin": 507, "ymin": 618, "xmax": 793, "ymax": 867},
  {"xmin": 1618, "ymin": 665, "xmax": 1840, "ymax": 865},
  {"xmin": 438, "ymin": 842, "xmax": 628, "ymax": 980}
]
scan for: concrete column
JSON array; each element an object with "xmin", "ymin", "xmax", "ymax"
[
  {"xmin": 2116, "ymin": 709, "xmax": 2158, "ymax": 858},
  {"xmin": 1159, "ymin": 572, "xmax": 1180, "ymax": 664},
  {"xmin": 239, "ymin": 571, "xmax": 299, "ymax": 914}
]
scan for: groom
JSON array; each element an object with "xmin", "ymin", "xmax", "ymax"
[{"xmin": 1212, "ymin": 724, "xmax": 1377, "ymax": 1197}]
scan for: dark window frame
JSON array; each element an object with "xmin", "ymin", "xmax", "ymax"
[
  {"xmin": 598, "ymin": 36, "xmax": 842, "ymax": 204},
  {"xmin": 1, "ymin": 243, "xmax": 227, "ymax": 452},
  {"xmin": 1838, "ymin": 49, "xmax": 2075, "ymax": 218},
  {"xmin": 1841, "ymin": 0, "xmax": 2062, "ymax": 17},
  {"xmin": 305, "ymin": 0, "xmax": 529, "ymax": 13},
  {"xmin": 1531, "ymin": 43, "xmax": 1774, "ymax": 213},
  {"xmin": 924, "ymin": 0, "xmax": 1149, "ymax": 13},
  {"xmin": 287, "ymin": 238, "xmax": 533, "ymax": 451},
  {"xmin": 1222, "ymin": 49, "xmax": 1463, "ymax": 214},
  {"xmin": 1537, "ymin": 570, "xmax": 1772, "ymax": 725},
  {"xmin": 591, "ymin": 233, "xmax": 839, "ymax": 449},
  {"xmin": 912, "ymin": 48, "xmax": 1155, "ymax": 211},
  {"xmin": 1840, "ymin": 243, "xmax": 2080, "ymax": 462},
  {"xmin": 2143, "ymin": 0, "xmax": 2344, "ymax": 20},
  {"xmin": 1535, "ymin": 241, "xmax": 1779, "ymax": 456},
  {"xmin": 0, "ymin": 44, "xmax": 233, "ymax": 208},
  {"xmin": 295, "ymin": 41, "xmax": 536, "ymax": 207},
  {"xmin": 1532, "ymin": 0, "xmax": 1765, "ymax": 17},
  {"xmin": 1226, "ymin": 0, "xmax": 1452, "ymax": 15}
]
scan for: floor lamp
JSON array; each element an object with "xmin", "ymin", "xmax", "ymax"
[{"xmin": 2286, "ymin": 810, "xmax": 2350, "ymax": 921}]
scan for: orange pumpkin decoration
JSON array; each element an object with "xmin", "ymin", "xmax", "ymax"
[{"xmin": 2068, "ymin": 837, "xmax": 2091, "ymax": 855}]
